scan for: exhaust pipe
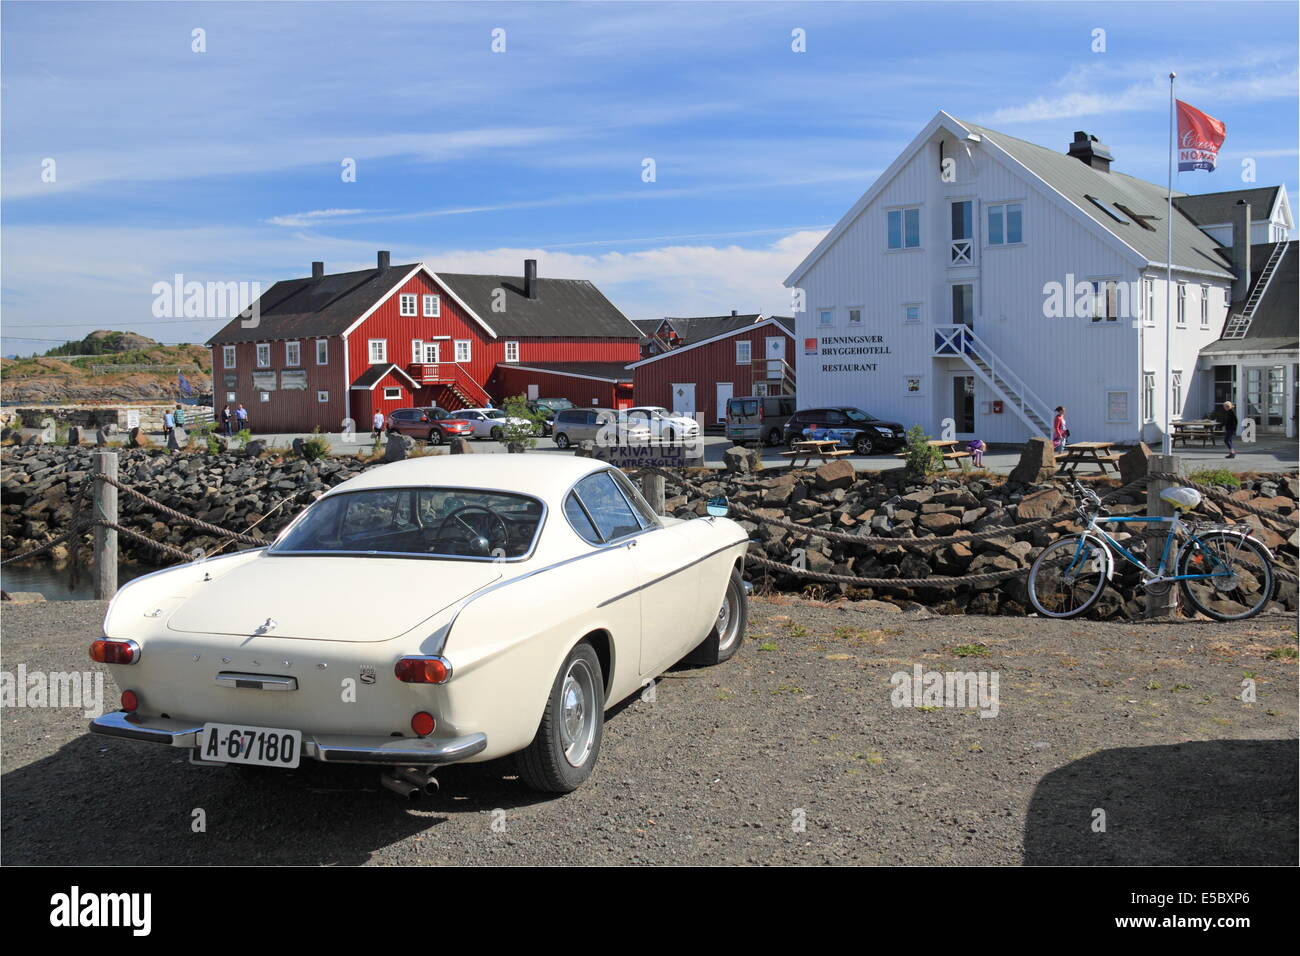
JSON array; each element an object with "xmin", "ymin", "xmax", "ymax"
[
  {"xmin": 397, "ymin": 766, "xmax": 440, "ymax": 795},
  {"xmin": 380, "ymin": 767, "xmax": 439, "ymax": 798},
  {"xmin": 380, "ymin": 772, "xmax": 420, "ymax": 799}
]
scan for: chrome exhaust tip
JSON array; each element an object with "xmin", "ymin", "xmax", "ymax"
[
  {"xmin": 396, "ymin": 766, "xmax": 440, "ymax": 795},
  {"xmin": 380, "ymin": 771, "xmax": 421, "ymax": 799}
]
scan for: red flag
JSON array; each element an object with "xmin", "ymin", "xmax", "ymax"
[{"xmin": 1176, "ymin": 100, "xmax": 1226, "ymax": 172}]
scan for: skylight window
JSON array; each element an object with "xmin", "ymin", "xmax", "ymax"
[{"xmin": 1085, "ymin": 195, "xmax": 1128, "ymax": 224}]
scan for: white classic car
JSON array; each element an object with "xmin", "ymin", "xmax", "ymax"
[{"xmin": 89, "ymin": 456, "xmax": 750, "ymax": 795}]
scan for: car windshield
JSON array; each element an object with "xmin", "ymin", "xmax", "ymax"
[
  {"xmin": 271, "ymin": 487, "xmax": 545, "ymax": 560},
  {"xmin": 844, "ymin": 408, "xmax": 878, "ymax": 422},
  {"xmin": 483, "ymin": 409, "xmax": 507, "ymax": 419}
]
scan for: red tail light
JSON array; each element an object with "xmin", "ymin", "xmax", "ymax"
[
  {"xmin": 121, "ymin": 690, "xmax": 139, "ymax": 712},
  {"xmin": 394, "ymin": 656, "xmax": 451, "ymax": 684},
  {"xmin": 90, "ymin": 639, "xmax": 140, "ymax": 665},
  {"xmin": 411, "ymin": 712, "xmax": 435, "ymax": 736}
]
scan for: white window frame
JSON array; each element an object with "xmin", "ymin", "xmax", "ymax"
[
  {"xmin": 1142, "ymin": 371, "xmax": 1156, "ymax": 423},
  {"xmin": 422, "ymin": 294, "xmax": 440, "ymax": 318},
  {"xmin": 904, "ymin": 374, "xmax": 925, "ymax": 396},
  {"xmin": 368, "ymin": 339, "xmax": 387, "ymax": 364},
  {"xmin": 1171, "ymin": 369, "xmax": 1184, "ymax": 418},
  {"xmin": 316, "ymin": 390, "xmax": 329, "ymax": 404},
  {"xmin": 504, "ymin": 341, "xmax": 520, "ymax": 363},
  {"xmin": 383, "ymin": 386, "xmax": 402, "ymax": 401},
  {"xmin": 818, "ymin": 308, "xmax": 834, "ymax": 327},
  {"xmin": 225, "ymin": 391, "xmax": 236, "ymax": 403},
  {"xmin": 1199, "ymin": 285, "xmax": 1210, "ymax": 328},
  {"xmin": 904, "ymin": 303, "xmax": 921, "ymax": 325},
  {"xmin": 986, "ymin": 201, "xmax": 1024, "ymax": 246},
  {"xmin": 1176, "ymin": 283, "xmax": 1187, "ymax": 327},
  {"xmin": 454, "ymin": 339, "xmax": 471, "ymax": 363},
  {"xmin": 222, "ymin": 345, "xmax": 236, "ymax": 368},
  {"xmin": 735, "ymin": 340, "xmax": 752, "ymax": 365},
  {"xmin": 1105, "ymin": 389, "xmax": 1132, "ymax": 424},
  {"xmin": 1142, "ymin": 277, "xmax": 1156, "ymax": 328},
  {"xmin": 847, "ymin": 307, "xmax": 863, "ymax": 326},
  {"xmin": 285, "ymin": 341, "xmax": 301, "ymax": 367},
  {"xmin": 412, "ymin": 339, "xmax": 423, "ymax": 363},
  {"xmin": 256, "ymin": 343, "xmax": 271, "ymax": 368},
  {"xmin": 315, "ymin": 339, "xmax": 328, "ymax": 365},
  {"xmin": 399, "ymin": 294, "xmax": 417, "ymax": 317},
  {"xmin": 259, "ymin": 391, "xmax": 271, "ymax": 403},
  {"xmin": 887, "ymin": 206, "xmax": 921, "ymax": 250}
]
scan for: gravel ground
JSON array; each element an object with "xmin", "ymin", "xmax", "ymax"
[{"xmin": 2, "ymin": 597, "xmax": 1295, "ymax": 866}]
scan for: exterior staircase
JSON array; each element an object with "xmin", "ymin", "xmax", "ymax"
[
  {"xmin": 754, "ymin": 356, "xmax": 796, "ymax": 395},
  {"xmin": 1222, "ymin": 240, "xmax": 1288, "ymax": 339},
  {"xmin": 932, "ymin": 325, "xmax": 1052, "ymax": 439},
  {"xmin": 407, "ymin": 362, "xmax": 495, "ymax": 410}
]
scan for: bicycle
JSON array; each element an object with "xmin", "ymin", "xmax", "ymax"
[{"xmin": 1027, "ymin": 477, "xmax": 1276, "ymax": 621}]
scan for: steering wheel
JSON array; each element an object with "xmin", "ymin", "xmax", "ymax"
[{"xmin": 431, "ymin": 505, "xmax": 509, "ymax": 556}]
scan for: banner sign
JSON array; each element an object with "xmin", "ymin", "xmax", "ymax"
[
  {"xmin": 590, "ymin": 444, "xmax": 704, "ymax": 468},
  {"xmin": 1176, "ymin": 100, "xmax": 1226, "ymax": 172}
]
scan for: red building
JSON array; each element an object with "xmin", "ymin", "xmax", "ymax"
[
  {"xmin": 206, "ymin": 253, "xmax": 640, "ymax": 432},
  {"xmin": 628, "ymin": 316, "xmax": 795, "ymax": 424}
]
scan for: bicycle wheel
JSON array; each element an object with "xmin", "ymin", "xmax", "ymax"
[
  {"xmin": 1178, "ymin": 531, "xmax": 1275, "ymax": 621},
  {"xmin": 1028, "ymin": 534, "xmax": 1110, "ymax": 618}
]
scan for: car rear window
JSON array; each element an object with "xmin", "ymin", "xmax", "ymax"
[
  {"xmin": 729, "ymin": 399, "xmax": 759, "ymax": 417},
  {"xmin": 272, "ymin": 487, "xmax": 544, "ymax": 560}
]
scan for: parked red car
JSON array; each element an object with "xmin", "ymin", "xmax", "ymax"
[{"xmin": 386, "ymin": 407, "xmax": 474, "ymax": 445}]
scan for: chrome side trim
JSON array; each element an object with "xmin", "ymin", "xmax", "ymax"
[
  {"xmin": 214, "ymin": 672, "xmax": 298, "ymax": 691},
  {"xmin": 310, "ymin": 732, "xmax": 487, "ymax": 766},
  {"xmin": 596, "ymin": 539, "xmax": 747, "ymax": 608}
]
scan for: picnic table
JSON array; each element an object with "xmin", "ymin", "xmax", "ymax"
[
  {"xmin": 1055, "ymin": 441, "xmax": 1121, "ymax": 475},
  {"xmin": 781, "ymin": 439, "xmax": 853, "ymax": 469},
  {"xmin": 893, "ymin": 439, "xmax": 972, "ymax": 471},
  {"xmin": 1172, "ymin": 419, "xmax": 1224, "ymax": 447}
]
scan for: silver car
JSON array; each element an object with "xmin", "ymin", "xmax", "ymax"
[{"xmin": 552, "ymin": 408, "xmax": 651, "ymax": 449}]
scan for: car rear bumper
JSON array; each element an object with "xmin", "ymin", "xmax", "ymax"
[{"xmin": 89, "ymin": 710, "xmax": 488, "ymax": 766}]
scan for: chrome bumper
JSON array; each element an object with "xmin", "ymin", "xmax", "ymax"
[{"xmin": 89, "ymin": 710, "xmax": 488, "ymax": 766}]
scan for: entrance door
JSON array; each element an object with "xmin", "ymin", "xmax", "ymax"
[
  {"xmin": 422, "ymin": 342, "xmax": 440, "ymax": 363},
  {"xmin": 1245, "ymin": 366, "xmax": 1286, "ymax": 432},
  {"xmin": 715, "ymin": 382, "xmax": 733, "ymax": 423},
  {"xmin": 952, "ymin": 375, "xmax": 976, "ymax": 434},
  {"xmin": 671, "ymin": 383, "xmax": 696, "ymax": 417},
  {"xmin": 951, "ymin": 284, "xmax": 974, "ymax": 330}
]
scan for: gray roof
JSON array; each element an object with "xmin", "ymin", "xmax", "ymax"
[
  {"xmin": 500, "ymin": 361, "xmax": 632, "ymax": 382},
  {"xmin": 958, "ymin": 120, "xmax": 1235, "ymax": 279},
  {"xmin": 1173, "ymin": 187, "xmax": 1281, "ymax": 227},
  {"xmin": 208, "ymin": 264, "xmax": 639, "ymax": 345},
  {"xmin": 1202, "ymin": 240, "xmax": 1298, "ymax": 354},
  {"xmin": 661, "ymin": 313, "xmax": 764, "ymax": 343}
]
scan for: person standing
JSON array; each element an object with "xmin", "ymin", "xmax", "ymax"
[
  {"xmin": 235, "ymin": 403, "xmax": 248, "ymax": 434},
  {"xmin": 1052, "ymin": 406, "xmax": 1069, "ymax": 453},
  {"xmin": 372, "ymin": 410, "xmax": 386, "ymax": 440},
  {"xmin": 173, "ymin": 403, "xmax": 186, "ymax": 429},
  {"xmin": 163, "ymin": 407, "xmax": 175, "ymax": 441},
  {"xmin": 220, "ymin": 403, "xmax": 233, "ymax": 437},
  {"xmin": 1219, "ymin": 401, "xmax": 1238, "ymax": 459}
]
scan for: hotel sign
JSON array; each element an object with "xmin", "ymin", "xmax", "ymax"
[{"xmin": 811, "ymin": 334, "xmax": 892, "ymax": 373}]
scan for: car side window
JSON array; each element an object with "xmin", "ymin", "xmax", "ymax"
[
  {"xmin": 564, "ymin": 492, "xmax": 602, "ymax": 545},
  {"xmin": 573, "ymin": 472, "xmax": 641, "ymax": 542},
  {"xmin": 610, "ymin": 469, "xmax": 661, "ymax": 529},
  {"xmin": 825, "ymin": 411, "xmax": 846, "ymax": 425}
]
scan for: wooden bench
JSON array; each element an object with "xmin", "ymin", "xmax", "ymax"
[
  {"xmin": 782, "ymin": 447, "xmax": 853, "ymax": 468},
  {"xmin": 893, "ymin": 448, "xmax": 972, "ymax": 471}
]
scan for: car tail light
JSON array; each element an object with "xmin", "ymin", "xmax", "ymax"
[
  {"xmin": 411, "ymin": 712, "xmax": 435, "ymax": 736},
  {"xmin": 394, "ymin": 656, "xmax": 451, "ymax": 684},
  {"xmin": 121, "ymin": 690, "xmax": 139, "ymax": 712},
  {"xmin": 90, "ymin": 639, "xmax": 140, "ymax": 665}
]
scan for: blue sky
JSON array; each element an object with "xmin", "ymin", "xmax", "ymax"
[{"xmin": 2, "ymin": 0, "xmax": 1296, "ymax": 354}]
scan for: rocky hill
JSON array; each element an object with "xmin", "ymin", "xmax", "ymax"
[{"xmin": 0, "ymin": 344, "xmax": 212, "ymax": 404}]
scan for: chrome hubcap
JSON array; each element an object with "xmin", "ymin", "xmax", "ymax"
[
  {"xmin": 558, "ymin": 659, "xmax": 597, "ymax": 767},
  {"xmin": 716, "ymin": 580, "xmax": 740, "ymax": 651}
]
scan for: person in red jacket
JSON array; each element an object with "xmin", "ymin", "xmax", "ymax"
[{"xmin": 1052, "ymin": 406, "xmax": 1068, "ymax": 453}]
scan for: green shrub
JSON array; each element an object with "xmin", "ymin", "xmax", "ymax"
[
  {"xmin": 301, "ymin": 428, "xmax": 330, "ymax": 461},
  {"xmin": 902, "ymin": 425, "xmax": 942, "ymax": 479},
  {"xmin": 1188, "ymin": 468, "xmax": 1240, "ymax": 489},
  {"xmin": 500, "ymin": 394, "xmax": 544, "ymax": 450}
]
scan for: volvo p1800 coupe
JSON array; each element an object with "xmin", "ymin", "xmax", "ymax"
[{"xmin": 89, "ymin": 456, "xmax": 750, "ymax": 795}]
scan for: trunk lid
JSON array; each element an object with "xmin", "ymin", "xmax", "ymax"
[{"xmin": 166, "ymin": 554, "xmax": 501, "ymax": 642}]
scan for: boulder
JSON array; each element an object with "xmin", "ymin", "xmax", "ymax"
[
  {"xmin": 127, "ymin": 427, "xmax": 148, "ymax": 448},
  {"xmin": 814, "ymin": 459, "xmax": 856, "ymax": 490},
  {"xmin": 722, "ymin": 445, "xmax": 762, "ymax": 474},
  {"xmin": 1009, "ymin": 437, "xmax": 1056, "ymax": 484},
  {"xmin": 917, "ymin": 511, "xmax": 961, "ymax": 533},
  {"xmin": 244, "ymin": 439, "xmax": 267, "ymax": 458},
  {"xmin": 384, "ymin": 432, "xmax": 414, "ymax": 462},
  {"xmin": 1118, "ymin": 442, "xmax": 1152, "ymax": 486},
  {"xmin": 96, "ymin": 424, "xmax": 116, "ymax": 446},
  {"xmin": 1015, "ymin": 488, "xmax": 1064, "ymax": 521},
  {"xmin": 449, "ymin": 437, "xmax": 473, "ymax": 455},
  {"xmin": 66, "ymin": 427, "xmax": 82, "ymax": 446}
]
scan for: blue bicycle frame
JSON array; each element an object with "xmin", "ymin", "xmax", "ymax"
[{"xmin": 1073, "ymin": 509, "xmax": 1238, "ymax": 587}]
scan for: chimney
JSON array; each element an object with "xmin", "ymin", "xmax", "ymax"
[
  {"xmin": 524, "ymin": 258, "xmax": 537, "ymax": 299},
  {"xmin": 731, "ymin": 309, "xmax": 738, "ymax": 316},
  {"xmin": 1232, "ymin": 200, "xmax": 1252, "ymax": 303},
  {"xmin": 311, "ymin": 261, "xmax": 324, "ymax": 279},
  {"xmin": 1067, "ymin": 131, "xmax": 1113, "ymax": 172},
  {"xmin": 377, "ymin": 250, "xmax": 390, "ymax": 271}
]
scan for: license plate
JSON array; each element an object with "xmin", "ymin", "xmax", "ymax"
[{"xmin": 199, "ymin": 722, "xmax": 302, "ymax": 768}]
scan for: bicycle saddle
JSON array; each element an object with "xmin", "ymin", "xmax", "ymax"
[{"xmin": 1158, "ymin": 486, "xmax": 1202, "ymax": 512}]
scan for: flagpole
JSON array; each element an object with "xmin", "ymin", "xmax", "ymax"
[{"xmin": 1163, "ymin": 72, "xmax": 1176, "ymax": 456}]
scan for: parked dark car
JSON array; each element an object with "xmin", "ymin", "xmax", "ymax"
[
  {"xmin": 527, "ymin": 398, "xmax": 575, "ymax": 436},
  {"xmin": 780, "ymin": 407, "xmax": 907, "ymax": 455},
  {"xmin": 386, "ymin": 407, "xmax": 474, "ymax": 445}
]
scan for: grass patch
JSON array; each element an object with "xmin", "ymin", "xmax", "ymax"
[
  {"xmin": 950, "ymin": 642, "xmax": 990, "ymax": 658},
  {"xmin": 1188, "ymin": 468, "xmax": 1240, "ymax": 490},
  {"xmin": 1266, "ymin": 646, "xmax": 1298, "ymax": 660}
]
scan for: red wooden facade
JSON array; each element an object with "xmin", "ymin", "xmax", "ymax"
[
  {"xmin": 630, "ymin": 319, "xmax": 795, "ymax": 425},
  {"xmin": 496, "ymin": 365, "xmax": 634, "ymax": 410},
  {"xmin": 211, "ymin": 264, "xmax": 640, "ymax": 433}
]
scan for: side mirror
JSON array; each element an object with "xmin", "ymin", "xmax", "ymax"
[{"xmin": 706, "ymin": 496, "xmax": 729, "ymax": 518}]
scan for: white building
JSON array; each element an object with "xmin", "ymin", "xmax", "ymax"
[{"xmin": 785, "ymin": 110, "xmax": 1295, "ymax": 445}]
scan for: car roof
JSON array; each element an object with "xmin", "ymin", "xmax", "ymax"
[{"xmin": 322, "ymin": 453, "xmax": 612, "ymax": 502}]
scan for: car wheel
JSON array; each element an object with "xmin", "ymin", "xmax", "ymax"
[
  {"xmin": 686, "ymin": 568, "xmax": 748, "ymax": 666},
  {"xmin": 555, "ymin": 433, "xmax": 571, "ymax": 450},
  {"xmin": 766, "ymin": 428, "xmax": 782, "ymax": 447},
  {"xmin": 517, "ymin": 641, "xmax": 604, "ymax": 793},
  {"xmin": 428, "ymin": 429, "xmax": 444, "ymax": 445},
  {"xmin": 853, "ymin": 434, "xmax": 874, "ymax": 456},
  {"xmin": 490, "ymin": 426, "xmax": 503, "ymax": 441}
]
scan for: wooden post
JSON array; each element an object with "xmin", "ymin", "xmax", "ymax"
[
  {"xmin": 93, "ymin": 450, "xmax": 118, "ymax": 600},
  {"xmin": 1144, "ymin": 453, "xmax": 1181, "ymax": 619},
  {"xmin": 640, "ymin": 473, "xmax": 666, "ymax": 515}
]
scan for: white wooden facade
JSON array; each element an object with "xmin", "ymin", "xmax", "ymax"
[{"xmin": 786, "ymin": 112, "xmax": 1236, "ymax": 446}]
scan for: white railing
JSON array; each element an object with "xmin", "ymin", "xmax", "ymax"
[{"xmin": 932, "ymin": 324, "xmax": 1052, "ymax": 434}]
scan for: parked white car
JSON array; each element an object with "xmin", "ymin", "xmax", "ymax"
[
  {"xmin": 623, "ymin": 406, "xmax": 701, "ymax": 443},
  {"xmin": 89, "ymin": 456, "xmax": 750, "ymax": 794},
  {"xmin": 455, "ymin": 407, "xmax": 532, "ymax": 441}
]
